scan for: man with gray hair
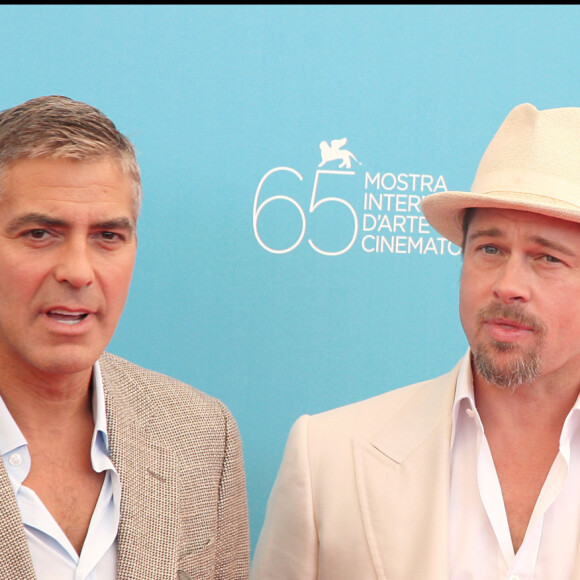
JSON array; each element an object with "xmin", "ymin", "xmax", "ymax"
[
  {"xmin": 252, "ymin": 103, "xmax": 580, "ymax": 579},
  {"xmin": 0, "ymin": 95, "xmax": 249, "ymax": 579}
]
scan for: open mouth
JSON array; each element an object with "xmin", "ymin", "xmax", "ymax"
[{"xmin": 47, "ymin": 311, "xmax": 90, "ymax": 325}]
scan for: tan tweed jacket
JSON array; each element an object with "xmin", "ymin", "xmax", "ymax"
[{"xmin": 0, "ymin": 352, "xmax": 250, "ymax": 579}]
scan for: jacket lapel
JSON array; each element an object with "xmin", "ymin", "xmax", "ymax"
[
  {"xmin": 354, "ymin": 365, "xmax": 459, "ymax": 580},
  {"xmin": 0, "ymin": 465, "xmax": 36, "ymax": 579},
  {"xmin": 101, "ymin": 357, "xmax": 181, "ymax": 580}
]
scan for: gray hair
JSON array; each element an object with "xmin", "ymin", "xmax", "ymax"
[{"xmin": 0, "ymin": 95, "xmax": 142, "ymax": 217}]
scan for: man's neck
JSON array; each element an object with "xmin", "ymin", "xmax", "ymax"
[
  {"xmin": 473, "ymin": 370, "xmax": 580, "ymax": 432},
  {"xmin": 0, "ymin": 363, "xmax": 94, "ymax": 432}
]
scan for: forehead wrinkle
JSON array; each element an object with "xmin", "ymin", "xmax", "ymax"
[{"xmin": 23, "ymin": 186, "xmax": 125, "ymax": 201}]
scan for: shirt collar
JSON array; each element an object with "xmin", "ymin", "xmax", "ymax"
[
  {"xmin": 450, "ymin": 349, "xmax": 482, "ymax": 452},
  {"xmin": 559, "ymin": 392, "xmax": 580, "ymax": 462},
  {"xmin": 0, "ymin": 391, "xmax": 26, "ymax": 457},
  {"xmin": 90, "ymin": 361, "xmax": 115, "ymax": 472},
  {"xmin": 91, "ymin": 361, "xmax": 109, "ymax": 448},
  {"xmin": 452, "ymin": 349, "xmax": 476, "ymax": 413}
]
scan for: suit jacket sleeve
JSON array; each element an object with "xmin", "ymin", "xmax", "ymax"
[
  {"xmin": 251, "ymin": 415, "xmax": 318, "ymax": 579},
  {"xmin": 215, "ymin": 400, "xmax": 250, "ymax": 579}
]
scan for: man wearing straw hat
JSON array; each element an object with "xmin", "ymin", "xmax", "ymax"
[{"xmin": 251, "ymin": 103, "xmax": 580, "ymax": 579}]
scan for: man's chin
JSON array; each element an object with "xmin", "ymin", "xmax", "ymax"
[
  {"xmin": 473, "ymin": 343, "xmax": 541, "ymax": 390},
  {"xmin": 27, "ymin": 345, "xmax": 104, "ymax": 379}
]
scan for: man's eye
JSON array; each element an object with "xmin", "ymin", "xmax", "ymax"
[
  {"xmin": 27, "ymin": 229, "xmax": 49, "ymax": 239},
  {"xmin": 544, "ymin": 254, "xmax": 561, "ymax": 264},
  {"xmin": 100, "ymin": 231, "xmax": 123, "ymax": 242},
  {"xmin": 482, "ymin": 245, "xmax": 499, "ymax": 254}
]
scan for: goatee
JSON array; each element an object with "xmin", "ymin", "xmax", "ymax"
[{"xmin": 472, "ymin": 302, "xmax": 546, "ymax": 391}]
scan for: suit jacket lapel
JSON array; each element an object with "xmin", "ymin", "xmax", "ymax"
[
  {"xmin": 354, "ymin": 366, "xmax": 459, "ymax": 580},
  {"xmin": 101, "ymin": 358, "xmax": 181, "ymax": 580},
  {"xmin": 0, "ymin": 464, "xmax": 36, "ymax": 579}
]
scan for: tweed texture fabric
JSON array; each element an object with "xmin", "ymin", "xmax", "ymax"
[{"xmin": 0, "ymin": 352, "xmax": 250, "ymax": 580}]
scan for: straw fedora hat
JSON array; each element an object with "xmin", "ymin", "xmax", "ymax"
[{"xmin": 421, "ymin": 103, "xmax": 580, "ymax": 247}]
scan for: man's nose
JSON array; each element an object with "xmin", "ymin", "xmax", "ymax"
[
  {"xmin": 53, "ymin": 240, "xmax": 94, "ymax": 288},
  {"xmin": 492, "ymin": 256, "xmax": 531, "ymax": 304}
]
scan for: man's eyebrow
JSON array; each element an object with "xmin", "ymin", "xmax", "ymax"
[
  {"xmin": 5, "ymin": 213, "xmax": 67, "ymax": 234},
  {"xmin": 5, "ymin": 213, "xmax": 136, "ymax": 236},
  {"xmin": 466, "ymin": 227, "xmax": 503, "ymax": 243},
  {"xmin": 531, "ymin": 235, "xmax": 577, "ymax": 257},
  {"xmin": 93, "ymin": 217, "xmax": 136, "ymax": 234}
]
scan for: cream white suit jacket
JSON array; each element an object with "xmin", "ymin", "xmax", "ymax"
[
  {"xmin": 251, "ymin": 360, "xmax": 459, "ymax": 580},
  {"xmin": 0, "ymin": 352, "xmax": 250, "ymax": 580}
]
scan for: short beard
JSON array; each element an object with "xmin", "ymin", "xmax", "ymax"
[
  {"xmin": 473, "ymin": 342, "xmax": 541, "ymax": 391},
  {"xmin": 472, "ymin": 303, "xmax": 546, "ymax": 391}
]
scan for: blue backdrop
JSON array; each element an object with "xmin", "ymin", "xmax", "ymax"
[{"xmin": 2, "ymin": 4, "xmax": 579, "ymax": 551}]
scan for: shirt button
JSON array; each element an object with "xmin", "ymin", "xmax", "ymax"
[
  {"xmin": 466, "ymin": 408, "xmax": 476, "ymax": 418},
  {"xmin": 9, "ymin": 453, "xmax": 22, "ymax": 466}
]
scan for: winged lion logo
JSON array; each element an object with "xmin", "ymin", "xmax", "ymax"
[{"xmin": 318, "ymin": 138, "xmax": 361, "ymax": 169}]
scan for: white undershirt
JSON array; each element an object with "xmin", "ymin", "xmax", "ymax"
[
  {"xmin": 0, "ymin": 362, "xmax": 121, "ymax": 579},
  {"xmin": 450, "ymin": 350, "xmax": 580, "ymax": 579}
]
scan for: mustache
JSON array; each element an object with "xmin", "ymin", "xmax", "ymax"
[{"xmin": 476, "ymin": 302, "xmax": 546, "ymax": 335}]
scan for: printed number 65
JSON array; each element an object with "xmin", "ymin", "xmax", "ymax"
[{"xmin": 253, "ymin": 167, "xmax": 358, "ymax": 256}]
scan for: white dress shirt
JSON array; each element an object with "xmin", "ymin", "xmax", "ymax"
[
  {"xmin": 450, "ymin": 350, "xmax": 580, "ymax": 579},
  {"xmin": 0, "ymin": 362, "xmax": 121, "ymax": 579}
]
